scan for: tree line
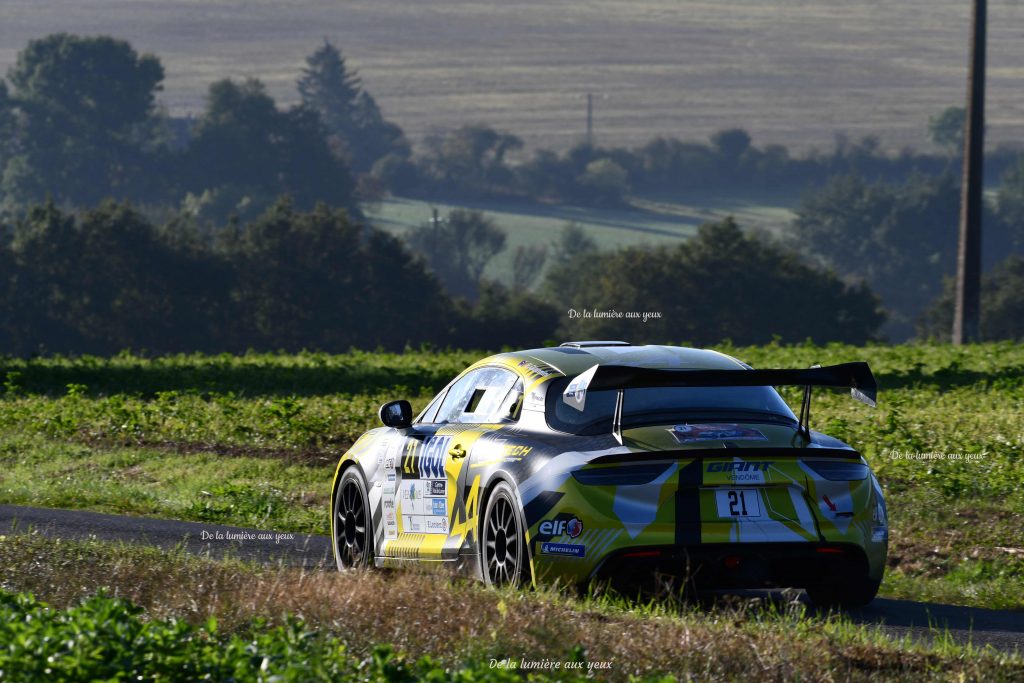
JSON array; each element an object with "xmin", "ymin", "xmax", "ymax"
[
  {"xmin": 0, "ymin": 200, "xmax": 887, "ymax": 355},
  {"xmin": 1, "ymin": 33, "xmax": 1023, "ymax": 350}
]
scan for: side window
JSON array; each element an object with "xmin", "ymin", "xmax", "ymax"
[
  {"xmin": 434, "ymin": 367, "xmax": 519, "ymax": 425},
  {"xmin": 416, "ymin": 390, "xmax": 447, "ymax": 424}
]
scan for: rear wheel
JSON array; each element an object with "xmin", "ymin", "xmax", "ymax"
[
  {"xmin": 481, "ymin": 482, "xmax": 527, "ymax": 587},
  {"xmin": 806, "ymin": 576, "xmax": 880, "ymax": 608},
  {"xmin": 333, "ymin": 469, "xmax": 372, "ymax": 571}
]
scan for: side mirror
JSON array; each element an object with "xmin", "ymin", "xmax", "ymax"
[{"xmin": 379, "ymin": 400, "xmax": 413, "ymax": 429}]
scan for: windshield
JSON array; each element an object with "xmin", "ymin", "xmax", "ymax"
[{"xmin": 545, "ymin": 377, "xmax": 798, "ymax": 436}]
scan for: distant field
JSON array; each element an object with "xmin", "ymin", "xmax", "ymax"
[
  {"xmin": 367, "ymin": 194, "xmax": 795, "ymax": 283},
  {"xmin": 4, "ymin": 1, "xmax": 1024, "ymax": 152}
]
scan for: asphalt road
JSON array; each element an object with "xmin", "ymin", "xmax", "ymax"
[
  {"xmin": 2, "ymin": 504, "xmax": 1022, "ymax": 654},
  {"xmin": 0, "ymin": 504, "xmax": 332, "ymax": 568}
]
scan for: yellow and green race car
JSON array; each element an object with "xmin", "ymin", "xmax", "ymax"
[{"xmin": 330, "ymin": 341, "xmax": 887, "ymax": 607}]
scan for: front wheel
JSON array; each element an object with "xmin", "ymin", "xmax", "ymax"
[
  {"xmin": 481, "ymin": 482, "xmax": 527, "ymax": 587},
  {"xmin": 333, "ymin": 468, "xmax": 373, "ymax": 571}
]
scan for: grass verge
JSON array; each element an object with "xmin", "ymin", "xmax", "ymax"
[{"xmin": 1, "ymin": 533, "xmax": 1022, "ymax": 682}]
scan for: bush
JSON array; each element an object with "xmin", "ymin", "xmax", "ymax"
[{"xmin": 546, "ymin": 217, "xmax": 884, "ymax": 345}]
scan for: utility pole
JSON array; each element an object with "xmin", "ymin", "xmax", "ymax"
[{"xmin": 953, "ymin": 0, "xmax": 987, "ymax": 344}]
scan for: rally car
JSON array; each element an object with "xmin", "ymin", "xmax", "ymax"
[{"xmin": 330, "ymin": 342, "xmax": 887, "ymax": 606}]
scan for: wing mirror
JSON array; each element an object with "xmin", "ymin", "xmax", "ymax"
[{"xmin": 379, "ymin": 400, "xmax": 413, "ymax": 429}]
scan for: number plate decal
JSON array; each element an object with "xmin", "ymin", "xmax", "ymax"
[{"xmin": 715, "ymin": 489, "xmax": 762, "ymax": 518}]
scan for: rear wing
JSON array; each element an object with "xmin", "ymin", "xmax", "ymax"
[{"xmin": 562, "ymin": 362, "xmax": 877, "ymax": 444}]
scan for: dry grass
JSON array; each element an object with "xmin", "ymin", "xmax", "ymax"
[
  {"xmin": 2, "ymin": 532, "xmax": 1022, "ymax": 682},
  {"xmin": 3, "ymin": 1, "xmax": 1024, "ymax": 152}
]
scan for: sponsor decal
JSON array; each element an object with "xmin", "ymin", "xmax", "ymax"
[
  {"xmin": 425, "ymin": 516, "xmax": 449, "ymax": 533},
  {"xmin": 517, "ymin": 360, "xmax": 554, "ymax": 377},
  {"xmin": 399, "ymin": 479, "xmax": 448, "ymax": 534},
  {"xmin": 501, "ymin": 444, "xmax": 533, "ymax": 458},
  {"xmin": 541, "ymin": 542, "xmax": 585, "ymax": 558},
  {"xmin": 563, "ymin": 364, "xmax": 599, "ymax": 412},
  {"xmin": 671, "ymin": 424, "xmax": 768, "ymax": 444},
  {"xmin": 539, "ymin": 516, "xmax": 583, "ymax": 538},
  {"xmin": 418, "ymin": 436, "xmax": 450, "ymax": 479},
  {"xmin": 706, "ymin": 461, "xmax": 774, "ymax": 473}
]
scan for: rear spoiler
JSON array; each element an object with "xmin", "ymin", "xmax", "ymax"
[{"xmin": 562, "ymin": 362, "xmax": 877, "ymax": 444}]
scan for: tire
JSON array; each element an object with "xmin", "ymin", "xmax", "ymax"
[
  {"xmin": 806, "ymin": 576, "xmax": 880, "ymax": 608},
  {"xmin": 480, "ymin": 481, "xmax": 528, "ymax": 587},
  {"xmin": 333, "ymin": 468, "xmax": 373, "ymax": 571}
]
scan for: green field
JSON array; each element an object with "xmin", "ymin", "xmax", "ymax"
[
  {"xmin": 367, "ymin": 194, "xmax": 795, "ymax": 283},
  {"xmin": 1, "ymin": 344, "xmax": 1022, "ymax": 612},
  {"xmin": 4, "ymin": 1, "xmax": 1024, "ymax": 153}
]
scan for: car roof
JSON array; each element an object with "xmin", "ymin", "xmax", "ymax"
[{"xmin": 482, "ymin": 343, "xmax": 748, "ymax": 380}]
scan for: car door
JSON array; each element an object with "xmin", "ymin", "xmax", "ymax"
[{"xmin": 384, "ymin": 366, "xmax": 521, "ymax": 562}]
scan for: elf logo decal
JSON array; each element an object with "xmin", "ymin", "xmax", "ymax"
[{"xmin": 539, "ymin": 516, "xmax": 583, "ymax": 538}]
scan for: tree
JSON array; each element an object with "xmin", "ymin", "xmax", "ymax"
[
  {"xmin": 7, "ymin": 201, "xmax": 228, "ymax": 354},
  {"xmin": 928, "ymin": 106, "xmax": 966, "ymax": 153},
  {"xmin": 1, "ymin": 33, "xmax": 167, "ymax": 207},
  {"xmin": 996, "ymin": 156, "xmax": 1024, "ymax": 251},
  {"xmin": 791, "ymin": 173, "xmax": 963, "ymax": 340},
  {"xmin": 297, "ymin": 40, "xmax": 408, "ymax": 173},
  {"xmin": 510, "ymin": 245, "xmax": 547, "ymax": 290},
  {"xmin": 575, "ymin": 158, "xmax": 629, "ymax": 206},
  {"xmin": 422, "ymin": 125, "xmax": 523, "ymax": 196},
  {"xmin": 184, "ymin": 78, "xmax": 356, "ymax": 222},
  {"xmin": 550, "ymin": 222, "xmax": 597, "ymax": 266},
  {"xmin": 546, "ymin": 218, "xmax": 884, "ymax": 345},
  {"xmin": 405, "ymin": 209, "xmax": 506, "ymax": 300},
  {"xmin": 711, "ymin": 128, "xmax": 752, "ymax": 161},
  {"xmin": 919, "ymin": 255, "xmax": 1024, "ymax": 341}
]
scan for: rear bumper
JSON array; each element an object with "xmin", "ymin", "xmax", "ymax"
[{"xmin": 591, "ymin": 542, "xmax": 872, "ymax": 593}]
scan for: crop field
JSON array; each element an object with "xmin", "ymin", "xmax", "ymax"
[
  {"xmin": 4, "ymin": 1, "xmax": 1024, "ymax": 153},
  {"xmin": 368, "ymin": 195, "xmax": 795, "ymax": 283},
  {"xmin": 1, "ymin": 343, "xmax": 1022, "ymax": 616}
]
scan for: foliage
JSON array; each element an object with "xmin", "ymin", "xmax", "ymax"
[
  {"xmin": 183, "ymin": 78, "xmax": 356, "ymax": 223},
  {"xmin": 406, "ymin": 208, "xmax": 507, "ymax": 301},
  {"xmin": 298, "ymin": 40, "xmax": 409, "ymax": 173},
  {"xmin": 918, "ymin": 255, "xmax": 1024, "ymax": 341},
  {"xmin": 790, "ymin": 172, "xmax": 1022, "ymax": 340},
  {"xmin": 0, "ymin": 200, "xmax": 454, "ymax": 354},
  {"xmin": 996, "ymin": 155, "xmax": 1024, "ymax": 252},
  {"xmin": 419, "ymin": 125, "xmax": 523, "ymax": 197},
  {"xmin": 0, "ymin": 590, "xmax": 549, "ymax": 682},
  {"xmin": 0, "ymin": 33, "xmax": 168, "ymax": 208},
  {"xmin": 547, "ymin": 217, "xmax": 884, "ymax": 345},
  {"xmin": 927, "ymin": 106, "xmax": 965, "ymax": 152}
]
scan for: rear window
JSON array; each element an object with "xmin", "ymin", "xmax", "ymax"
[{"xmin": 545, "ymin": 377, "xmax": 797, "ymax": 436}]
